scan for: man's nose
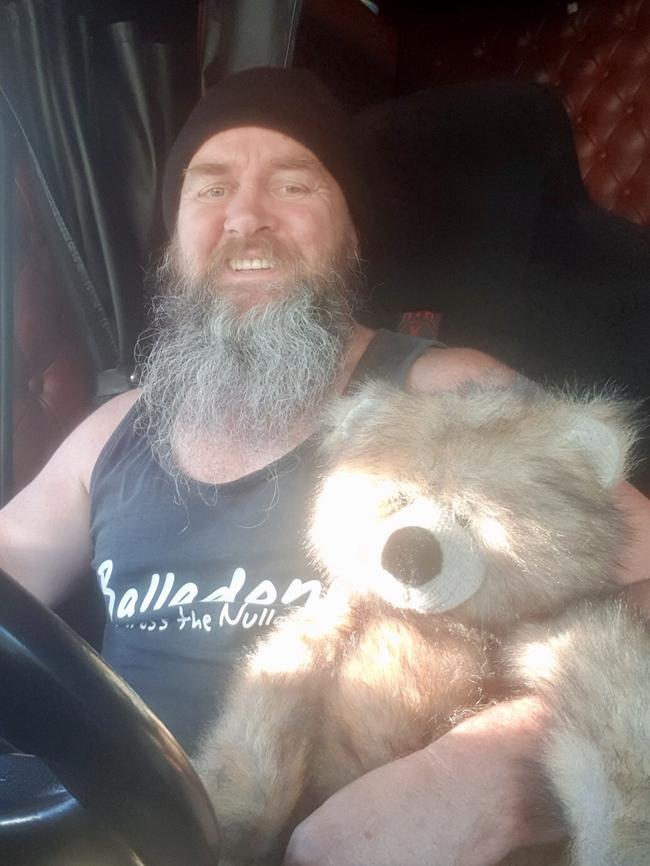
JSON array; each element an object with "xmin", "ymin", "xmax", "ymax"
[{"xmin": 223, "ymin": 185, "xmax": 276, "ymax": 237}]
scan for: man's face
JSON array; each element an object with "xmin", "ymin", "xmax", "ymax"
[
  {"xmin": 138, "ymin": 127, "xmax": 364, "ymax": 477},
  {"xmin": 175, "ymin": 125, "xmax": 357, "ymax": 310}
]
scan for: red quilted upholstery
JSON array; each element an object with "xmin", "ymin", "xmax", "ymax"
[
  {"xmin": 12, "ymin": 162, "xmax": 92, "ymax": 493},
  {"xmin": 398, "ymin": 0, "xmax": 650, "ymax": 226}
]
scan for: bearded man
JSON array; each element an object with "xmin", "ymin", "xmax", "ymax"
[{"xmin": 1, "ymin": 67, "xmax": 649, "ymax": 866}]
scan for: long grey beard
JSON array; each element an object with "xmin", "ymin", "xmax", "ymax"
[{"xmin": 136, "ymin": 248, "xmax": 363, "ymax": 482}]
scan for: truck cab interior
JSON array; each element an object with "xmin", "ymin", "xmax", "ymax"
[{"xmin": 0, "ymin": 1, "xmax": 649, "ymax": 863}]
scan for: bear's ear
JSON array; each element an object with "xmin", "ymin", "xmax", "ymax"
[
  {"xmin": 563, "ymin": 399, "xmax": 638, "ymax": 489},
  {"xmin": 323, "ymin": 381, "xmax": 400, "ymax": 445},
  {"xmin": 334, "ymin": 393, "xmax": 382, "ymax": 440}
]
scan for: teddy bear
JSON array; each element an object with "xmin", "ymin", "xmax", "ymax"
[{"xmin": 194, "ymin": 378, "xmax": 650, "ymax": 866}]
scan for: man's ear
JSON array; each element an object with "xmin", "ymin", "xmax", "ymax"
[{"xmin": 562, "ymin": 398, "xmax": 639, "ymax": 489}]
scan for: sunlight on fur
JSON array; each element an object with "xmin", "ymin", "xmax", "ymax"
[
  {"xmin": 311, "ymin": 467, "xmax": 444, "ymax": 605},
  {"xmin": 476, "ymin": 516, "xmax": 512, "ymax": 553},
  {"xmin": 519, "ymin": 631, "xmax": 573, "ymax": 683},
  {"xmin": 248, "ymin": 629, "xmax": 315, "ymax": 676},
  {"xmin": 520, "ymin": 641, "xmax": 558, "ymax": 681},
  {"xmin": 248, "ymin": 589, "xmax": 349, "ymax": 675},
  {"xmin": 352, "ymin": 625, "xmax": 407, "ymax": 674}
]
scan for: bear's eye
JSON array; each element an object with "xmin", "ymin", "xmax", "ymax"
[
  {"xmin": 454, "ymin": 511, "xmax": 471, "ymax": 529},
  {"xmin": 379, "ymin": 491, "xmax": 412, "ymax": 518}
]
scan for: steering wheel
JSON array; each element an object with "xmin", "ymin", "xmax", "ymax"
[{"xmin": 0, "ymin": 567, "xmax": 220, "ymax": 865}]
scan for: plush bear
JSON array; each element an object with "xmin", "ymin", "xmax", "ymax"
[{"xmin": 195, "ymin": 379, "xmax": 650, "ymax": 866}]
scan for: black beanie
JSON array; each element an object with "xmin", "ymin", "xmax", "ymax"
[{"xmin": 162, "ymin": 66, "xmax": 364, "ymax": 233}]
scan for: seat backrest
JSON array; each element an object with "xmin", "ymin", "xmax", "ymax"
[
  {"xmin": 356, "ymin": 80, "xmax": 586, "ymax": 328},
  {"xmin": 355, "ymin": 81, "xmax": 650, "ymax": 489},
  {"xmin": 395, "ymin": 0, "xmax": 650, "ymax": 228}
]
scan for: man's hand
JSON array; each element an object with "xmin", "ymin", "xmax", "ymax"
[
  {"xmin": 284, "ymin": 698, "xmax": 562, "ymax": 866},
  {"xmin": 613, "ymin": 481, "xmax": 650, "ymax": 602}
]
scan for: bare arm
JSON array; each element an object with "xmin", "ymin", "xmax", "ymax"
[
  {"xmin": 0, "ymin": 390, "xmax": 138, "ymax": 607},
  {"xmin": 405, "ymin": 346, "xmax": 516, "ymax": 394},
  {"xmin": 285, "ymin": 698, "xmax": 556, "ymax": 866},
  {"xmin": 612, "ymin": 480, "xmax": 650, "ymax": 610}
]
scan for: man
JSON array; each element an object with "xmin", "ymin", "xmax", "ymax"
[{"xmin": 0, "ymin": 67, "xmax": 648, "ymax": 865}]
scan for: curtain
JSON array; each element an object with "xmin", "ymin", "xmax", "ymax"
[
  {"xmin": 0, "ymin": 0, "xmax": 201, "ymax": 380},
  {"xmin": 0, "ymin": 0, "xmax": 302, "ymax": 382}
]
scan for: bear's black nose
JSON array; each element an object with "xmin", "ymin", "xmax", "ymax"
[{"xmin": 381, "ymin": 526, "xmax": 443, "ymax": 588}]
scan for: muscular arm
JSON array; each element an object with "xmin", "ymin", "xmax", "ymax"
[
  {"xmin": 285, "ymin": 698, "xmax": 555, "ymax": 866},
  {"xmin": 613, "ymin": 480, "xmax": 650, "ymax": 608},
  {"xmin": 0, "ymin": 390, "xmax": 138, "ymax": 607},
  {"xmin": 404, "ymin": 345, "xmax": 516, "ymax": 394}
]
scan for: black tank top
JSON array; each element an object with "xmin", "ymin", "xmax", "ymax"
[{"xmin": 90, "ymin": 329, "xmax": 441, "ymax": 752}]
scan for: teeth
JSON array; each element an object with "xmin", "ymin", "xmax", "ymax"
[{"xmin": 230, "ymin": 258, "xmax": 274, "ymax": 271}]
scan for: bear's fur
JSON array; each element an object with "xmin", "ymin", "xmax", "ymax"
[{"xmin": 195, "ymin": 379, "xmax": 650, "ymax": 866}]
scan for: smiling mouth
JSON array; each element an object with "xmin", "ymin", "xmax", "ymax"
[{"xmin": 228, "ymin": 258, "xmax": 276, "ymax": 272}]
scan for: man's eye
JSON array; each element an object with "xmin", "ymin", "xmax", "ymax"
[
  {"xmin": 198, "ymin": 185, "xmax": 227, "ymax": 199},
  {"xmin": 275, "ymin": 183, "xmax": 309, "ymax": 198}
]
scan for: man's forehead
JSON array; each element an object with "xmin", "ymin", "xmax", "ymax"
[{"xmin": 186, "ymin": 126, "xmax": 325, "ymax": 173}]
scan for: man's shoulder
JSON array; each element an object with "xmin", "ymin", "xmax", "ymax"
[
  {"xmin": 405, "ymin": 346, "xmax": 516, "ymax": 395},
  {"xmin": 71, "ymin": 389, "xmax": 141, "ymax": 490},
  {"xmin": 91, "ymin": 388, "xmax": 141, "ymax": 425}
]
